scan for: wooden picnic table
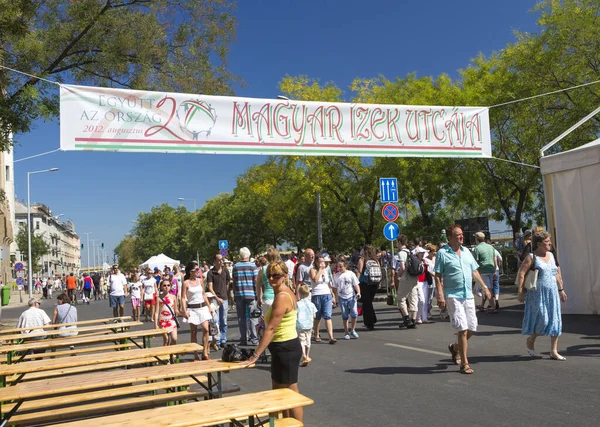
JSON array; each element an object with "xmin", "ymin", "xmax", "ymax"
[
  {"xmin": 51, "ymin": 388, "xmax": 313, "ymax": 427},
  {"xmin": 0, "ymin": 321, "xmax": 142, "ymax": 343},
  {"xmin": 0, "ymin": 329, "xmax": 166, "ymax": 365},
  {"xmin": 0, "ymin": 342, "xmax": 200, "ymax": 387},
  {"xmin": 0, "ymin": 316, "xmax": 132, "ymax": 335}
]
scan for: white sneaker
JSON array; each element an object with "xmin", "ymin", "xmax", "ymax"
[
  {"xmin": 350, "ymin": 330, "xmax": 359, "ymax": 338},
  {"xmin": 344, "ymin": 334, "xmax": 350, "ymax": 340}
]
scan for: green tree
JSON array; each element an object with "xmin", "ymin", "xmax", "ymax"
[
  {"xmin": 15, "ymin": 225, "xmax": 50, "ymax": 273},
  {"xmin": 113, "ymin": 235, "xmax": 142, "ymax": 273},
  {"xmin": 0, "ymin": 0, "xmax": 238, "ymax": 150}
]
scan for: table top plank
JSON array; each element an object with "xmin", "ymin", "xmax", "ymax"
[
  {"xmin": 0, "ymin": 321, "xmax": 142, "ymax": 342},
  {"xmin": 0, "ymin": 360, "xmax": 245, "ymax": 401},
  {"xmin": 0, "ymin": 342, "xmax": 201, "ymax": 376},
  {"xmin": 0, "ymin": 329, "xmax": 165, "ymax": 354},
  {"xmin": 0, "ymin": 317, "xmax": 132, "ymax": 335},
  {"xmin": 53, "ymin": 389, "xmax": 314, "ymax": 427}
]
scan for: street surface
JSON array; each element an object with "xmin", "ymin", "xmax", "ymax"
[{"xmin": 1, "ymin": 286, "xmax": 598, "ymax": 427}]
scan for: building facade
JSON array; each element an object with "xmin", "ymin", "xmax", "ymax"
[
  {"xmin": 11, "ymin": 199, "xmax": 81, "ymax": 278},
  {"xmin": 0, "ymin": 146, "xmax": 15, "ymax": 287}
]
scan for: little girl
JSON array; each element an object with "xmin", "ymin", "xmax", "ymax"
[
  {"xmin": 296, "ymin": 284, "xmax": 317, "ymax": 366},
  {"xmin": 155, "ymin": 279, "xmax": 179, "ymax": 346}
]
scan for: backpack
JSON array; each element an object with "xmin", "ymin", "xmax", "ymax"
[
  {"xmin": 364, "ymin": 260, "xmax": 382, "ymax": 285},
  {"xmin": 404, "ymin": 249, "xmax": 424, "ymax": 277}
]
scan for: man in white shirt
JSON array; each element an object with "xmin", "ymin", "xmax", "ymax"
[
  {"xmin": 107, "ymin": 264, "xmax": 128, "ymax": 317},
  {"xmin": 283, "ymin": 254, "xmax": 295, "ymax": 280},
  {"xmin": 17, "ymin": 298, "xmax": 51, "ymax": 353},
  {"xmin": 393, "ymin": 235, "xmax": 418, "ymax": 329}
]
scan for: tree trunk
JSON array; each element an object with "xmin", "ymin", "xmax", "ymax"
[{"xmin": 416, "ymin": 193, "xmax": 432, "ymax": 227}]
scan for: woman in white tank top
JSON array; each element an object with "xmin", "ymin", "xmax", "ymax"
[{"xmin": 181, "ymin": 261, "xmax": 214, "ymax": 360}]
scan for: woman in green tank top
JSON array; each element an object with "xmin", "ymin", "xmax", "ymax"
[{"xmin": 241, "ymin": 260, "xmax": 303, "ymax": 423}]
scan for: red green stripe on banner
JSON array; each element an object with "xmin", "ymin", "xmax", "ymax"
[{"xmin": 74, "ymin": 143, "xmax": 484, "ymax": 156}]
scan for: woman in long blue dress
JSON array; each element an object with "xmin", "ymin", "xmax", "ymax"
[{"xmin": 517, "ymin": 231, "xmax": 568, "ymax": 360}]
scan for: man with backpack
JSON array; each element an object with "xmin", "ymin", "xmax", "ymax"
[{"xmin": 394, "ymin": 235, "xmax": 423, "ymax": 329}]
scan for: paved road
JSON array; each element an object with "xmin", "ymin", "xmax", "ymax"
[{"xmin": 2, "ymin": 287, "xmax": 599, "ymax": 427}]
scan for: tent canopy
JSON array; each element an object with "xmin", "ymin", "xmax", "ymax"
[
  {"xmin": 541, "ymin": 138, "xmax": 600, "ymax": 314},
  {"xmin": 139, "ymin": 254, "xmax": 181, "ymax": 271}
]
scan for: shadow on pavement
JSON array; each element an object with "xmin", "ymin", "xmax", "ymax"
[{"xmin": 346, "ymin": 363, "xmax": 452, "ymax": 375}]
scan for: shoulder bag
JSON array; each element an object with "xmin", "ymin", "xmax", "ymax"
[{"xmin": 523, "ymin": 254, "xmax": 538, "ymax": 291}]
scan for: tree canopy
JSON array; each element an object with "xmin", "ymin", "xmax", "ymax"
[{"xmin": 0, "ymin": 0, "xmax": 237, "ymax": 150}]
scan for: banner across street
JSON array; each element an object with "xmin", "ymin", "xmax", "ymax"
[{"xmin": 60, "ymin": 84, "xmax": 492, "ymax": 158}]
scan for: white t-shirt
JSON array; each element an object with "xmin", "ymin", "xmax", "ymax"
[
  {"xmin": 393, "ymin": 249, "xmax": 410, "ymax": 282},
  {"xmin": 310, "ymin": 267, "xmax": 332, "ymax": 296},
  {"xmin": 285, "ymin": 260, "xmax": 295, "ymax": 279},
  {"xmin": 129, "ymin": 281, "xmax": 142, "ymax": 299},
  {"xmin": 142, "ymin": 278, "xmax": 156, "ymax": 300},
  {"xmin": 107, "ymin": 273, "xmax": 127, "ymax": 296},
  {"xmin": 334, "ymin": 270, "xmax": 359, "ymax": 299},
  {"xmin": 494, "ymin": 249, "xmax": 502, "ymax": 271}
]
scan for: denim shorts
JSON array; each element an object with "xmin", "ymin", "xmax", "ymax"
[
  {"xmin": 339, "ymin": 296, "xmax": 358, "ymax": 320},
  {"xmin": 109, "ymin": 295, "xmax": 125, "ymax": 308},
  {"xmin": 311, "ymin": 294, "xmax": 333, "ymax": 320}
]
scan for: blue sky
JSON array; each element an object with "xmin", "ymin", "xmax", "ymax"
[{"xmin": 13, "ymin": 0, "xmax": 540, "ymax": 265}]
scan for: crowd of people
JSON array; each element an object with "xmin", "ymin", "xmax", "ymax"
[{"xmin": 12, "ymin": 224, "xmax": 567, "ymax": 423}]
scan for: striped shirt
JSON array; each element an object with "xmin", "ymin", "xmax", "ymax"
[{"xmin": 233, "ymin": 261, "xmax": 258, "ymax": 299}]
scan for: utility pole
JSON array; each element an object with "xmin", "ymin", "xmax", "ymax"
[{"xmin": 317, "ymin": 190, "xmax": 323, "ymax": 250}]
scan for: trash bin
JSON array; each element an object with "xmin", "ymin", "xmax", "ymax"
[{"xmin": 1, "ymin": 286, "xmax": 10, "ymax": 306}]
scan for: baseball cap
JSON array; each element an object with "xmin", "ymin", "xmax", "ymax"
[
  {"xmin": 322, "ymin": 253, "xmax": 331, "ymax": 262},
  {"xmin": 474, "ymin": 232, "xmax": 485, "ymax": 239},
  {"xmin": 153, "ymin": 267, "xmax": 159, "ymax": 271}
]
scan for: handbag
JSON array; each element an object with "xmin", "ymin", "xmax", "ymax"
[
  {"xmin": 208, "ymin": 320, "xmax": 219, "ymax": 336},
  {"xmin": 523, "ymin": 254, "xmax": 538, "ymax": 291},
  {"xmin": 159, "ymin": 296, "xmax": 180, "ymax": 329}
]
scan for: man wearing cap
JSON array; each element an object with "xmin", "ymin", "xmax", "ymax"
[
  {"xmin": 207, "ymin": 253, "xmax": 232, "ymax": 348},
  {"xmin": 473, "ymin": 232, "xmax": 498, "ymax": 312},
  {"xmin": 435, "ymin": 225, "xmax": 491, "ymax": 374},
  {"xmin": 232, "ymin": 247, "xmax": 259, "ymax": 345},
  {"xmin": 107, "ymin": 264, "xmax": 128, "ymax": 318},
  {"xmin": 17, "ymin": 298, "xmax": 52, "ymax": 352}
]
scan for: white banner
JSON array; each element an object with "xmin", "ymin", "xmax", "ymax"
[{"xmin": 60, "ymin": 84, "xmax": 492, "ymax": 158}]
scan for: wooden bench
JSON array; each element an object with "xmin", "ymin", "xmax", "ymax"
[
  {"xmin": 51, "ymin": 388, "xmax": 314, "ymax": 427},
  {"xmin": 0, "ymin": 321, "xmax": 143, "ymax": 344},
  {"xmin": 21, "ymin": 342, "xmax": 135, "ymax": 361},
  {"xmin": 0, "ymin": 360, "xmax": 239, "ymax": 401},
  {"xmin": 0, "ymin": 343, "xmax": 201, "ymax": 386},
  {"xmin": 0, "ymin": 317, "xmax": 132, "ymax": 335},
  {"xmin": 0, "ymin": 329, "xmax": 167, "ymax": 364}
]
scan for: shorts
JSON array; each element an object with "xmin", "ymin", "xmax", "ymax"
[
  {"xmin": 446, "ymin": 298, "xmax": 477, "ymax": 332},
  {"xmin": 109, "ymin": 295, "xmax": 125, "ymax": 308},
  {"xmin": 131, "ymin": 297, "xmax": 141, "ymax": 307},
  {"xmin": 67, "ymin": 289, "xmax": 76, "ymax": 298},
  {"xmin": 268, "ymin": 337, "xmax": 302, "ymax": 384},
  {"xmin": 298, "ymin": 329, "xmax": 312, "ymax": 350},
  {"xmin": 311, "ymin": 294, "xmax": 332, "ymax": 321},
  {"xmin": 144, "ymin": 295, "xmax": 156, "ymax": 306},
  {"xmin": 339, "ymin": 296, "xmax": 358, "ymax": 320}
]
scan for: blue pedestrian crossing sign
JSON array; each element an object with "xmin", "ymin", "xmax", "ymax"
[
  {"xmin": 379, "ymin": 178, "xmax": 398, "ymax": 203},
  {"xmin": 218, "ymin": 240, "xmax": 228, "ymax": 249},
  {"xmin": 383, "ymin": 222, "xmax": 400, "ymax": 241}
]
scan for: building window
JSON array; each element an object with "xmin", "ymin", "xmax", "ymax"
[
  {"xmin": 35, "ymin": 221, "xmax": 40, "ymax": 230},
  {"xmin": 5, "ymin": 166, "xmax": 9, "ymax": 182}
]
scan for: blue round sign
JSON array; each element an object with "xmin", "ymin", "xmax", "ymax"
[
  {"xmin": 16, "ymin": 277, "xmax": 25, "ymax": 286},
  {"xmin": 14, "ymin": 262, "xmax": 24, "ymax": 272},
  {"xmin": 383, "ymin": 222, "xmax": 400, "ymax": 241},
  {"xmin": 219, "ymin": 248, "xmax": 228, "ymax": 257}
]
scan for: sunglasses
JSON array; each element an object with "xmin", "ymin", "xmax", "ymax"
[
  {"xmin": 268, "ymin": 274, "xmax": 285, "ymax": 280},
  {"xmin": 161, "ymin": 284, "xmax": 171, "ymax": 287}
]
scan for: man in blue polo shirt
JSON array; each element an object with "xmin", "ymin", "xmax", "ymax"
[{"xmin": 435, "ymin": 224, "xmax": 490, "ymax": 375}]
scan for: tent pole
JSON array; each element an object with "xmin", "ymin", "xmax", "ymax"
[{"xmin": 540, "ymin": 104, "xmax": 600, "ymax": 157}]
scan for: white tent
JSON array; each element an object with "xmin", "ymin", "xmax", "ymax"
[
  {"xmin": 540, "ymin": 138, "xmax": 600, "ymax": 314},
  {"xmin": 139, "ymin": 253, "xmax": 181, "ymax": 271}
]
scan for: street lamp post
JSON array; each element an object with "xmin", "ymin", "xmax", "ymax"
[
  {"xmin": 83, "ymin": 233, "xmax": 91, "ymax": 274},
  {"xmin": 27, "ymin": 168, "xmax": 59, "ymax": 298},
  {"xmin": 177, "ymin": 197, "xmax": 197, "ymax": 211},
  {"xmin": 177, "ymin": 197, "xmax": 199, "ymax": 261}
]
